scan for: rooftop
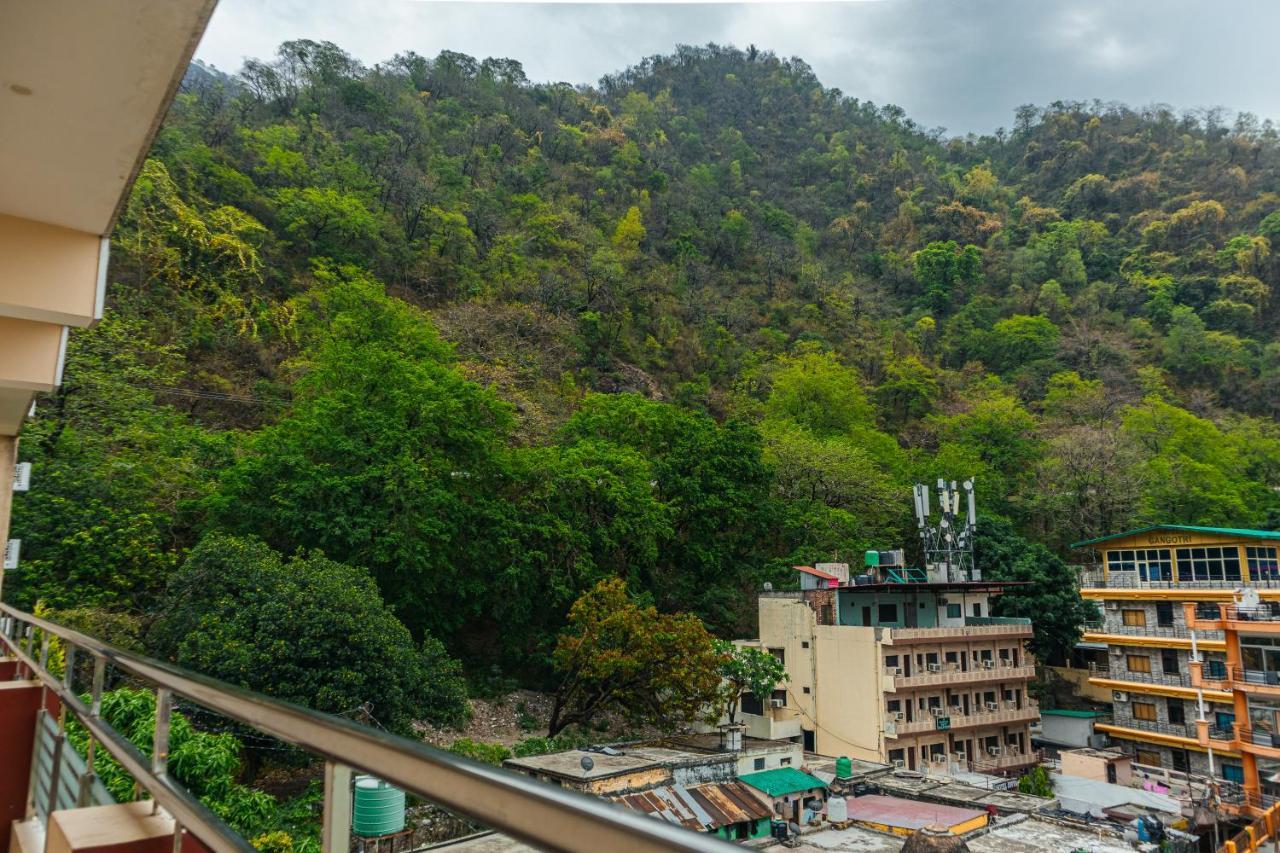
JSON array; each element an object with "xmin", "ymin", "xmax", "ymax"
[
  {"xmin": 843, "ymin": 794, "xmax": 986, "ymax": 832},
  {"xmin": 611, "ymin": 781, "xmax": 772, "ymax": 832},
  {"xmin": 1072, "ymin": 524, "xmax": 1280, "ymax": 549},
  {"xmin": 503, "ymin": 750, "xmax": 660, "ymax": 781},
  {"xmin": 738, "ymin": 767, "xmax": 828, "ymax": 797}
]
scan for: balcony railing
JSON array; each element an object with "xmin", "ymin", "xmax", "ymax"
[
  {"xmin": 886, "ymin": 704, "xmax": 1039, "ymax": 736},
  {"xmin": 1080, "ymin": 621, "xmax": 1214, "ymax": 640},
  {"xmin": 886, "ymin": 621, "xmax": 1032, "ymax": 642},
  {"xmin": 1079, "ymin": 569, "xmax": 1280, "ymax": 590},
  {"xmin": 1101, "ymin": 714, "xmax": 1198, "ymax": 739},
  {"xmin": 886, "ymin": 663, "xmax": 1036, "ymax": 690},
  {"xmin": 968, "ymin": 748, "xmax": 1043, "ymax": 773},
  {"xmin": 0, "ymin": 604, "xmax": 735, "ymax": 853},
  {"xmin": 1086, "ymin": 662, "xmax": 1191, "ymax": 688}
]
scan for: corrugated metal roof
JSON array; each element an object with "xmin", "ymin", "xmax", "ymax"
[
  {"xmin": 738, "ymin": 767, "xmax": 828, "ymax": 797},
  {"xmin": 794, "ymin": 565, "xmax": 839, "ymax": 580},
  {"xmin": 1071, "ymin": 524, "xmax": 1280, "ymax": 549},
  {"xmin": 612, "ymin": 781, "xmax": 772, "ymax": 831}
]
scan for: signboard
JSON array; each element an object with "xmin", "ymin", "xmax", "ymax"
[
  {"xmin": 3, "ymin": 539, "xmax": 19, "ymax": 570},
  {"xmin": 936, "ymin": 716, "xmax": 951, "ymax": 731},
  {"xmin": 13, "ymin": 462, "xmax": 31, "ymax": 492}
]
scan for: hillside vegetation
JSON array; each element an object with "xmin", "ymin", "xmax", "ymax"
[{"xmin": 14, "ymin": 42, "xmax": 1280, "ymax": 694}]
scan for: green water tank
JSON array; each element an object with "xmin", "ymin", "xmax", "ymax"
[
  {"xmin": 352, "ymin": 776, "xmax": 406, "ymax": 837},
  {"xmin": 864, "ymin": 550, "xmax": 880, "ymax": 567},
  {"xmin": 835, "ymin": 756, "xmax": 853, "ymax": 779}
]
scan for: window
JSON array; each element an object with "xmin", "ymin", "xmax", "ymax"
[
  {"xmin": 878, "ymin": 603, "xmax": 898, "ymax": 623},
  {"xmin": 1133, "ymin": 702, "xmax": 1158, "ymax": 721},
  {"xmin": 1168, "ymin": 701, "xmax": 1185, "ymax": 725},
  {"xmin": 741, "ymin": 693, "xmax": 763, "ymax": 716},
  {"xmin": 1171, "ymin": 751, "xmax": 1188, "ymax": 773},
  {"xmin": 1162, "ymin": 649, "xmax": 1180, "ymax": 675},
  {"xmin": 945, "ymin": 651, "xmax": 959, "ymax": 664},
  {"xmin": 885, "ymin": 655, "xmax": 899, "ymax": 670},
  {"xmin": 1248, "ymin": 546, "xmax": 1280, "ymax": 581},
  {"xmin": 781, "ymin": 757, "xmax": 792, "ymax": 766},
  {"xmin": 1156, "ymin": 602, "xmax": 1175, "ymax": 628},
  {"xmin": 1175, "ymin": 546, "xmax": 1241, "ymax": 583},
  {"xmin": 947, "ymin": 603, "xmax": 962, "ymax": 619},
  {"xmin": 768, "ymin": 647, "xmax": 785, "ymax": 665},
  {"xmin": 1207, "ymin": 659, "xmax": 1228, "ymax": 679},
  {"xmin": 1106, "ymin": 548, "xmax": 1173, "ymax": 581},
  {"xmin": 1127, "ymin": 654, "xmax": 1152, "ymax": 673},
  {"xmin": 1122, "ymin": 609, "xmax": 1147, "ymax": 627},
  {"xmin": 1224, "ymin": 764, "xmax": 1245, "ymax": 784},
  {"xmin": 888, "ymin": 749, "xmax": 905, "ymax": 766},
  {"xmin": 887, "ymin": 699, "xmax": 902, "ymax": 713},
  {"xmin": 753, "ymin": 757, "xmax": 765, "ymax": 771},
  {"xmin": 802, "ymin": 686, "xmax": 811, "ymax": 694},
  {"xmin": 1136, "ymin": 749, "xmax": 1163, "ymax": 767},
  {"xmin": 972, "ymin": 602, "xmax": 983, "ymax": 617},
  {"xmin": 801, "ymin": 641, "xmax": 809, "ymax": 649}
]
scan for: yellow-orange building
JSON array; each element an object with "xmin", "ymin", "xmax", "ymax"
[
  {"xmin": 1186, "ymin": 599, "xmax": 1280, "ymax": 815},
  {"xmin": 1074, "ymin": 524, "xmax": 1280, "ymax": 786}
]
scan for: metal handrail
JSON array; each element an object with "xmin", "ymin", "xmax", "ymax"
[{"xmin": 0, "ymin": 604, "xmax": 736, "ymax": 853}]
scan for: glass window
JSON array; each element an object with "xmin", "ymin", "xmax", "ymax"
[
  {"xmin": 972, "ymin": 602, "xmax": 982, "ymax": 617},
  {"xmin": 1122, "ymin": 609, "xmax": 1146, "ymax": 627},
  {"xmin": 753, "ymin": 757, "xmax": 765, "ymax": 771},
  {"xmin": 1133, "ymin": 702, "xmax": 1158, "ymax": 721},
  {"xmin": 741, "ymin": 693, "xmax": 763, "ymax": 716},
  {"xmin": 885, "ymin": 655, "xmax": 899, "ymax": 668},
  {"xmin": 1176, "ymin": 546, "xmax": 1241, "ymax": 583},
  {"xmin": 1249, "ymin": 547, "xmax": 1280, "ymax": 581},
  {"xmin": 1107, "ymin": 549, "xmax": 1171, "ymax": 580},
  {"xmin": 1162, "ymin": 649, "xmax": 1180, "ymax": 675},
  {"xmin": 947, "ymin": 603, "xmax": 962, "ymax": 619},
  {"xmin": 1223, "ymin": 764, "xmax": 1245, "ymax": 783},
  {"xmin": 1207, "ymin": 659, "xmax": 1228, "ymax": 679},
  {"xmin": 1156, "ymin": 602, "xmax": 1174, "ymax": 627},
  {"xmin": 878, "ymin": 603, "xmax": 898, "ymax": 623},
  {"xmin": 1168, "ymin": 701, "xmax": 1185, "ymax": 724},
  {"xmin": 1128, "ymin": 654, "xmax": 1151, "ymax": 673}
]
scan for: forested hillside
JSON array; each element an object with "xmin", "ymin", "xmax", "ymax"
[{"xmin": 13, "ymin": 41, "xmax": 1280, "ymax": 693}]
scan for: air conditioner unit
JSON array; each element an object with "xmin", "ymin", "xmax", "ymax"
[
  {"xmin": 893, "ymin": 759, "xmax": 906, "ymax": 769},
  {"xmin": 982, "ymin": 660, "xmax": 995, "ymax": 669},
  {"xmin": 770, "ymin": 698, "xmax": 786, "ymax": 708},
  {"xmin": 12, "ymin": 462, "xmax": 31, "ymax": 492},
  {"xmin": 1113, "ymin": 691, "xmax": 1129, "ymax": 702},
  {"xmin": 890, "ymin": 667, "xmax": 903, "ymax": 676},
  {"xmin": 950, "ymin": 706, "xmax": 964, "ymax": 716},
  {"xmin": 1008, "ymin": 746, "xmax": 1021, "ymax": 756},
  {"xmin": 3, "ymin": 539, "xmax": 19, "ymax": 571},
  {"xmin": 1000, "ymin": 659, "xmax": 1014, "ymax": 667},
  {"xmin": 930, "ymin": 706, "xmax": 945, "ymax": 717},
  {"xmin": 927, "ymin": 663, "xmax": 942, "ymax": 673},
  {"xmin": 986, "ymin": 702, "xmax": 999, "ymax": 712},
  {"xmin": 987, "ymin": 746, "xmax": 1003, "ymax": 756},
  {"xmin": 892, "ymin": 712, "xmax": 905, "ymax": 721},
  {"xmin": 951, "ymin": 753, "xmax": 965, "ymax": 763},
  {"xmin": 939, "ymin": 598, "xmax": 949, "ymax": 606}
]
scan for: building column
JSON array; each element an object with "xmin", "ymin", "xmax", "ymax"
[{"xmin": 0, "ymin": 435, "xmax": 15, "ymax": 602}]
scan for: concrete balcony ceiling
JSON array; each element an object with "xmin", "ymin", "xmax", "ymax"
[{"xmin": 0, "ymin": 0, "xmax": 216, "ymax": 437}]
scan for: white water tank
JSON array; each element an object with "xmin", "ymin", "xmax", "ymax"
[{"xmin": 826, "ymin": 796, "xmax": 847, "ymax": 822}]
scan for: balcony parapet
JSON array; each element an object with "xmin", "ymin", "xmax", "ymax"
[
  {"xmin": 885, "ymin": 704, "xmax": 1039, "ymax": 737},
  {"xmin": 884, "ymin": 663, "xmax": 1036, "ymax": 690},
  {"xmin": 885, "ymin": 621, "xmax": 1032, "ymax": 644},
  {"xmin": 1086, "ymin": 663, "xmax": 1193, "ymax": 689}
]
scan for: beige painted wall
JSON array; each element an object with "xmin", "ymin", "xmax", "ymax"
[
  {"xmin": 0, "ymin": 215, "xmax": 103, "ymax": 326},
  {"xmin": 812, "ymin": 624, "xmax": 884, "ymax": 761}
]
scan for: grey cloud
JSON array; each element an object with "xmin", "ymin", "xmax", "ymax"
[{"xmin": 196, "ymin": 0, "xmax": 1280, "ymax": 136}]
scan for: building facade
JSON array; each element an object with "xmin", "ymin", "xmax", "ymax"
[
  {"xmin": 1186, "ymin": 599, "xmax": 1280, "ymax": 815},
  {"xmin": 738, "ymin": 561, "xmax": 1039, "ymax": 776},
  {"xmin": 1074, "ymin": 524, "xmax": 1280, "ymax": 784}
]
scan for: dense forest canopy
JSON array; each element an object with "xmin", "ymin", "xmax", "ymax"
[{"xmin": 13, "ymin": 40, "xmax": 1280, "ymax": 693}]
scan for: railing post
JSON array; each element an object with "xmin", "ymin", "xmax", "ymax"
[
  {"xmin": 322, "ymin": 761, "xmax": 352, "ymax": 853},
  {"xmin": 24, "ymin": 708, "xmax": 45, "ymax": 820},
  {"xmin": 43, "ymin": 643, "xmax": 76, "ymax": 818},
  {"xmin": 152, "ymin": 688, "xmax": 172, "ymax": 815},
  {"xmin": 77, "ymin": 655, "xmax": 106, "ymax": 806}
]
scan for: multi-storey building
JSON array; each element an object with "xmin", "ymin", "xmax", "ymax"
[
  {"xmin": 1074, "ymin": 524, "xmax": 1280, "ymax": 784},
  {"xmin": 737, "ymin": 557, "xmax": 1039, "ymax": 776},
  {"xmin": 1186, "ymin": 598, "xmax": 1280, "ymax": 815}
]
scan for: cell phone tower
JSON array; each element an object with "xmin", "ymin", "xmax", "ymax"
[{"xmin": 913, "ymin": 478, "xmax": 978, "ymax": 582}]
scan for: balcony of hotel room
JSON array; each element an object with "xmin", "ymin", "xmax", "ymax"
[{"xmin": 1076, "ymin": 532, "xmax": 1280, "ymax": 592}]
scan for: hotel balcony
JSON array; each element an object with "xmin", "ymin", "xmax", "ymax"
[
  {"xmin": 1096, "ymin": 713, "xmax": 1200, "ymax": 742},
  {"xmin": 884, "ymin": 703, "xmax": 1039, "ymax": 737},
  {"xmin": 1187, "ymin": 602, "xmax": 1280, "ymax": 632},
  {"xmin": 967, "ymin": 748, "xmax": 1043, "ymax": 774},
  {"xmin": 882, "ymin": 617, "xmax": 1034, "ymax": 644},
  {"xmin": 0, "ymin": 605, "xmax": 736, "ymax": 853},
  {"xmin": 1078, "ymin": 568, "xmax": 1280, "ymax": 591},
  {"xmin": 1085, "ymin": 662, "xmax": 1194, "ymax": 689},
  {"xmin": 883, "ymin": 662, "xmax": 1036, "ymax": 692}
]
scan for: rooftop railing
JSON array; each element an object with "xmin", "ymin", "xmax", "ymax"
[
  {"xmin": 1078, "ymin": 569, "xmax": 1280, "ymax": 590},
  {"xmin": 0, "ymin": 604, "xmax": 737, "ymax": 853}
]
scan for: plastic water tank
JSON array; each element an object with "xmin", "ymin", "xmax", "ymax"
[
  {"xmin": 835, "ymin": 756, "xmax": 853, "ymax": 779},
  {"xmin": 826, "ymin": 797, "xmax": 847, "ymax": 822},
  {"xmin": 352, "ymin": 776, "xmax": 406, "ymax": 837}
]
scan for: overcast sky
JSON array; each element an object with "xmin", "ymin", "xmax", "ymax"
[{"xmin": 195, "ymin": 0, "xmax": 1280, "ymax": 136}]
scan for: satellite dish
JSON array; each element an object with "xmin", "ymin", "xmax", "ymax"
[
  {"xmin": 580, "ymin": 755, "xmax": 594, "ymax": 772},
  {"xmin": 763, "ymin": 581, "xmax": 773, "ymax": 591}
]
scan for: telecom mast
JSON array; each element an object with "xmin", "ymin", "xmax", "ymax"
[{"xmin": 913, "ymin": 478, "xmax": 978, "ymax": 582}]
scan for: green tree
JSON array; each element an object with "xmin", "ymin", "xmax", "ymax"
[
  {"xmin": 714, "ymin": 640, "xmax": 787, "ymax": 726},
  {"xmin": 149, "ymin": 533, "xmax": 469, "ymax": 732},
  {"xmin": 547, "ymin": 578, "xmax": 723, "ymax": 737},
  {"xmin": 975, "ymin": 516, "xmax": 1097, "ymax": 665},
  {"xmin": 913, "ymin": 241, "xmax": 982, "ymax": 314}
]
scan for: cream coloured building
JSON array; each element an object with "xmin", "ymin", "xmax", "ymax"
[{"xmin": 738, "ymin": 567, "xmax": 1039, "ymax": 775}]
